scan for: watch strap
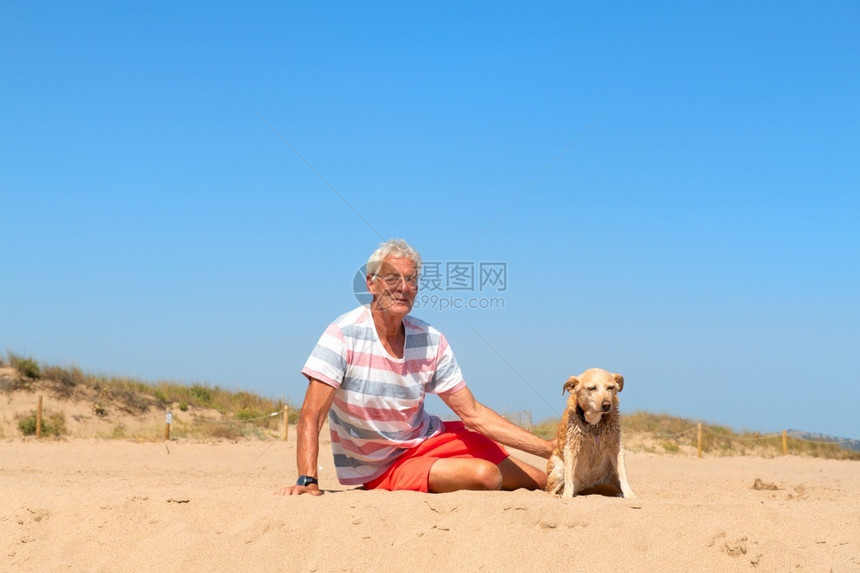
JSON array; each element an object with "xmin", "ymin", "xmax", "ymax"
[{"xmin": 296, "ymin": 475, "xmax": 319, "ymax": 487}]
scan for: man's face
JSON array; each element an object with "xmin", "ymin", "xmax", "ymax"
[{"xmin": 366, "ymin": 257, "xmax": 419, "ymax": 316}]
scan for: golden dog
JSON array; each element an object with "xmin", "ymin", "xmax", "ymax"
[{"xmin": 546, "ymin": 368, "xmax": 635, "ymax": 498}]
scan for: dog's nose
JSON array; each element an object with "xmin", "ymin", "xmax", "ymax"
[{"xmin": 601, "ymin": 401, "xmax": 612, "ymax": 412}]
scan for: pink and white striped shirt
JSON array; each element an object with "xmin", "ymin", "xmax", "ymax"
[{"xmin": 301, "ymin": 305, "xmax": 466, "ymax": 485}]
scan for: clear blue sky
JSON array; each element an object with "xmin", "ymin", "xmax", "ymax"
[{"xmin": 2, "ymin": 2, "xmax": 858, "ymax": 439}]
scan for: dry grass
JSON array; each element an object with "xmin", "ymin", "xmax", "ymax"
[
  {"xmin": 533, "ymin": 410, "xmax": 859, "ymax": 460},
  {"xmin": 621, "ymin": 411, "xmax": 860, "ymax": 459},
  {"xmin": 2, "ymin": 352, "xmax": 295, "ymax": 441},
  {"xmin": 4, "ymin": 352, "xmax": 857, "ymax": 458}
]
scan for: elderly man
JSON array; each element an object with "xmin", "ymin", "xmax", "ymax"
[{"xmin": 279, "ymin": 239, "xmax": 552, "ymax": 495}]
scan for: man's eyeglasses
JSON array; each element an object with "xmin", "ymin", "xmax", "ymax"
[{"xmin": 374, "ymin": 274, "xmax": 419, "ymax": 287}]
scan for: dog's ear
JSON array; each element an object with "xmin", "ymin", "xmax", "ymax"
[
  {"xmin": 563, "ymin": 376, "xmax": 579, "ymax": 395},
  {"xmin": 612, "ymin": 373, "xmax": 624, "ymax": 392}
]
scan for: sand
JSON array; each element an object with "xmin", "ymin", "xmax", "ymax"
[{"xmin": 2, "ymin": 433, "xmax": 858, "ymax": 573}]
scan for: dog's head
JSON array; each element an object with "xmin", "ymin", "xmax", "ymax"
[{"xmin": 563, "ymin": 368, "xmax": 624, "ymax": 425}]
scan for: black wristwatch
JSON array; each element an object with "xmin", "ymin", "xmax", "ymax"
[{"xmin": 296, "ymin": 475, "xmax": 319, "ymax": 487}]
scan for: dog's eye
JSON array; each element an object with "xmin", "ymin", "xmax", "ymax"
[
  {"xmin": 587, "ymin": 386, "xmax": 597, "ymax": 391},
  {"xmin": 607, "ymin": 385, "xmax": 615, "ymax": 391}
]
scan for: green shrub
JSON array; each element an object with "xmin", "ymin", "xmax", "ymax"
[
  {"xmin": 15, "ymin": 358, "xmax": 41, "ymax": 379},
  {"xmin": 190, "ymin": 385, "xmax": 212, "ymax": 405},
  {"xmin": 18, "ymin": 413, "xmax": 38, "ymax": 435},
  {"xmin": 18, "ymin": 410, "xmax": 67, "ymax": 437},
  {"xmin": 236, "ymin": 408, "xmax": 263, "ymax": 421}
]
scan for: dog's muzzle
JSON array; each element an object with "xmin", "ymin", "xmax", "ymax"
[{"xmin": 601, "ymin": 401, "xmax": 612, "ymax": 413}]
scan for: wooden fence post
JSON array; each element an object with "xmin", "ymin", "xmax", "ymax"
[
  {"xmin": 36, "ymin": 395, "xmax": 43, "ymax": 439},
  {"xmin": 283, "ymin": 405, "xmax": 290, "ymax": 441},
  {"xmin": 164, "ymin": 411, "xmax": 172, "ymax": 441},
  {"xmin": 782, "ymin": 429, "xmax": 788, "ymax": 455},
  {"xmin": 697, "ymin": 422, "xmax": 703, "ymax": 458}
]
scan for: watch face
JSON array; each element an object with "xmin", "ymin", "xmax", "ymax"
[{"xmin": 298, "ymin": 476, "xmax": 317, "ymax": 486}]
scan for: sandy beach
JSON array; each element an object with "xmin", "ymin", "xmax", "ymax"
[{"xmin": 2, "ymin": 433, "xmax": 858, "ymax": 572}]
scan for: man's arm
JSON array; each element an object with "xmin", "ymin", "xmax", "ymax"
[
  {"xmin": 439, "ymin": 386, "xmax": 554, "ymax": 459},
  {"xmin": 276, "ymin": 379, "xmax": 336, "ymax": 496}
]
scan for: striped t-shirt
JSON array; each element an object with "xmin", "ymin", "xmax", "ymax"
[{"xmin": 301, "ymin": 305, "xmax": 466, "ymax": 485}]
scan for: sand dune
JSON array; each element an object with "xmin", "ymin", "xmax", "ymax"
[{"xmin": 2, "ymin": 433, "xmax": 858, "ymax": 572}]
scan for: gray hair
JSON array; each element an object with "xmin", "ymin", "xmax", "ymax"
[{"xmin": 366, "ymin": 239, "xmax": 422, "ymax": 276}]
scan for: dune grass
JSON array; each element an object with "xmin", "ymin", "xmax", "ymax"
[
  {"xmin": 533, "ymin": 410, "xmax": 859, "ymax": 460},
  {"xmin": 4, "ymin": 351, "xmax": 858, "ymax": 458},
  {"xmin": 3, "ymin": 351, "xmax": 297, "ymax": 440}
]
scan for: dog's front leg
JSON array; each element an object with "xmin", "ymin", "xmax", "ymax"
[
  {"xmin": 615, "ymin": 445, "xmax": 635, "ymax": 499},
  {"xmin": 561, "ymin": 439, "xmax": 579, "ymax": 499},
  {"xmin": 546, "ymin": 452, "xmax": 565, "ymax": 496}
]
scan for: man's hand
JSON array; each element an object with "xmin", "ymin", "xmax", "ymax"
[
  {"xmin": 279, "ymin": 379, "xmax": 336, "ymax": 498},
  {"xmin": 275, "ymin": 483, "xmax": 322, "ymax": 496}
]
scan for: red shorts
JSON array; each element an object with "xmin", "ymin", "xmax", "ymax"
[{"xmin": 363, "ymin": 421, "xmax": 509, "ymax": 492}]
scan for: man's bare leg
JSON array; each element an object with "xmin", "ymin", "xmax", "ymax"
[
  {"xmin": 428, "ymin": 458, "xmax": 502, "ymax": 493},
  {"xmin": 498, "ymin": 456, "xmax": 546, "ymax": 490},
  {"xmin": 428, "ymin": 457, "xmax": 546, "ymax": 493}
]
